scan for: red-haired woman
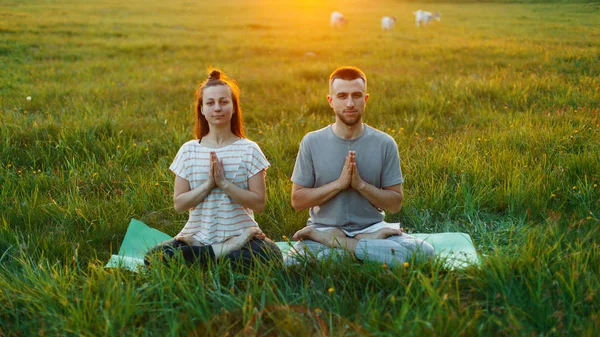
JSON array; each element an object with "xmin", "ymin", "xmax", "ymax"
[{"xmin": 145, "ymin": 69, "xmax": 281, "ymax": 268}]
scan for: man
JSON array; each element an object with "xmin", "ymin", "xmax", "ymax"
[{"xmin": 285, "ymin": 66, "xmax": 434, "ymax": 266}]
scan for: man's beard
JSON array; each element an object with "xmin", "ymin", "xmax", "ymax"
[{"xmin": 336, "ymin": 111, "xmax": 362, "ymax": 126}]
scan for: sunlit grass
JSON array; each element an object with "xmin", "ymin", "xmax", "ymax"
[{"xmin": 1, "ymin": 0, "xmax": 599, "ymax": 335}]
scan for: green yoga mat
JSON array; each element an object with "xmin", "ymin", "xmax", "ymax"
[
  {"xmin": 105, "ymin": 219, "xmax": 480, "ymax": 271},
  {"xmin": 105, "ymin": 219, "xmax": 172, "ymax": 271}
]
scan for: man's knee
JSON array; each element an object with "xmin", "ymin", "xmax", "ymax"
[
  {"xmin": 283, "ymin": 239, "xmax": 330, "ymax": 265},
  {"xmin": 417, "ymin": 240, "xmax": 435, "ymax": 259},
  {"xmin": 389, "ymin": 235, "xmax": 435, "ymax": 257}
]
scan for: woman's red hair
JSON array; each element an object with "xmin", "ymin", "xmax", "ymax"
[{"xmin": 194, "ymin": 68, "xmax": 245, "ymax": 140}]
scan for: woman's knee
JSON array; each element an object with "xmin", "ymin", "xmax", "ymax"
[
  {"xmin": 228, "ymin": 239, "xmax": 283, "ymax": 267},
  {"xmin": 144, "ymin": 240, "xmax": 214, "ymax": 266},
  {"xmin": 248, "ymin": 239, "xmax": 283, "ymax": 262},
  {"xmin": 144, "ymin": 241, "xmax": 178, "ymax": 266}
]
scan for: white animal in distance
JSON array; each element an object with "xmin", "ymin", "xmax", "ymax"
[
  {"xmin": 381, "ymin": 16, "xmax": 397, "ymax": 31},
  {"xmin": 413, "ymin": 10, "xmax": 441, "ymax": 27},
  {"xmin": 330, "ymin": 11, "xmax": 347, "ymax": 28}
]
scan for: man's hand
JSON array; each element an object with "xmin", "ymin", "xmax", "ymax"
[
  {"xmin": 350, "ymin": 152, "xmax": 366, "ymax": 190},
  {"xmin": 337, "ymin": 151, "xmax": 353, "ymax": 190}
]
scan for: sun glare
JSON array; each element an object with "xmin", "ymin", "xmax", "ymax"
[
  {"xmin": 278, "ymin": 0, "xmax": 336, "ymax": 10},
  {"xmin": 296, "ymin": 0, "xmax": 329, "ymax": 5}
]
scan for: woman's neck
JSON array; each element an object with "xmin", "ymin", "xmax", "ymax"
[{"xmin": 201, "ymin": 129, "xmax": 240, "ymax": 148}]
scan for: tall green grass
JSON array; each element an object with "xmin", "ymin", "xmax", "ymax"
[{"xmin": 1, "ymin": 0, "xmax": 599, "ymax": 335}]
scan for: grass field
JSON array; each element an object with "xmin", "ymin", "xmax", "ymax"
[{"xmin": 1, "ymin": 0, "xmax": 599, "ymax": 335}]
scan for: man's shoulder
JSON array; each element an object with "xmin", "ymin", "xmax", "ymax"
[
  {"xmin": 364, "ymin": 125, "xmax": 397, "ymax": 144},
  {"xmin": 302, "ymin": 125, "xmax": 332, "ymax": 142}
]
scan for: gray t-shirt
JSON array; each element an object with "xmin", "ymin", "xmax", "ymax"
[{"xmin": 291, "ymin": 124, "xmax": 404, "ymax": 230}]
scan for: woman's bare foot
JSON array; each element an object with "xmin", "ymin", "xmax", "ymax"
[
  {"xmin": 355, "ymin": 227, "xmax": 402, "ymax": 240},
  {"xmin": 226, "ymin": 227, "xmax": 264, "ymax": 251},
  {"xmin": 211, "ymin": 227, "xmax": 264, "ymax": 258},
  {"xmin": 174, "ymin": 235, "xmax": 201, "ymax": 246}
]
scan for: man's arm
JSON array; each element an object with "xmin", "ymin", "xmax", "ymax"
[
  {"xmin": 354, "ymin": 181, "xmax": 404, "ymax": 214},
  {"xmin": 350, "ymin": 155, "xmax": 403, "ymax": 213},
  {"xmin": 291, "ymin": 151, "xmax": 354, "ymax": 211},
  {"xmin": 291, "ymin": 181, "xmax": 345, "ymax": 211}
]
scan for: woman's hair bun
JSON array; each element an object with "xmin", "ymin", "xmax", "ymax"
[{"xmin": 208, "ymin": 70, "xmax": 221, "ymax": 80}]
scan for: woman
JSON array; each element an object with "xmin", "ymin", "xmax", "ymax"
[{"xmin": 145, "ymin": 68, "xmax": 281, "ymax": 268}]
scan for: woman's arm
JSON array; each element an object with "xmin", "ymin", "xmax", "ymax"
[
  {"xmin": 172, "ymin": 175, "xmax": 215, "ymax": 213},
  {"xmin": 217, "ymin": 169, "xmax": 267, "ymax": 213}
]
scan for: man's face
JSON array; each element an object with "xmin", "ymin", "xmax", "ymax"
[{"xmin": 327, "ymin": 78, "xmax": 369, "ymax": 127}]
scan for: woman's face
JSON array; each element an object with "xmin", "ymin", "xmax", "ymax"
[{"xmin": 201, "ymin": 85, "xmax": 234, "ymax": 126}]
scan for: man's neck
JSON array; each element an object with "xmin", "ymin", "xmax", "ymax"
[{"xmin": 332, "ymin": 121, "xmax": 364, "ymax": 140}]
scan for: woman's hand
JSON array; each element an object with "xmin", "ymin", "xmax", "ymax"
[
  {"xmin": 205, "ymin": 159, "xmax": 217, "ymax": 190},
  {"xmin": 211, "ymin": 152, "xmax": 230, "ymax": 189}
]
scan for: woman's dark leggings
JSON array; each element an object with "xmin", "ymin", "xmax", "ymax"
[{"xmin": 144, "ymin": 238, "xmax": 282, "ymax": 268}]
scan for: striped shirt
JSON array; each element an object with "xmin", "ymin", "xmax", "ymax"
[{"xmin": 170, "ymin": 138, "xmax": 270, "ymax": 245}]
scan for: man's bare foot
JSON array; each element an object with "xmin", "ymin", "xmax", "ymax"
[
  {"xmin": 293, "ymin": 227, "xmax": 348, "ymax": 248},
  {"xmin": 324, "ymin": 228, "xmax": 349, "ymax": 247},
  {"xmin": 355, "ymin": 227, "xmax": 402, "ymax": 240},
  {"xmin": 292, "ymin": 226, "xmax": 316, "ymax": 241}
]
